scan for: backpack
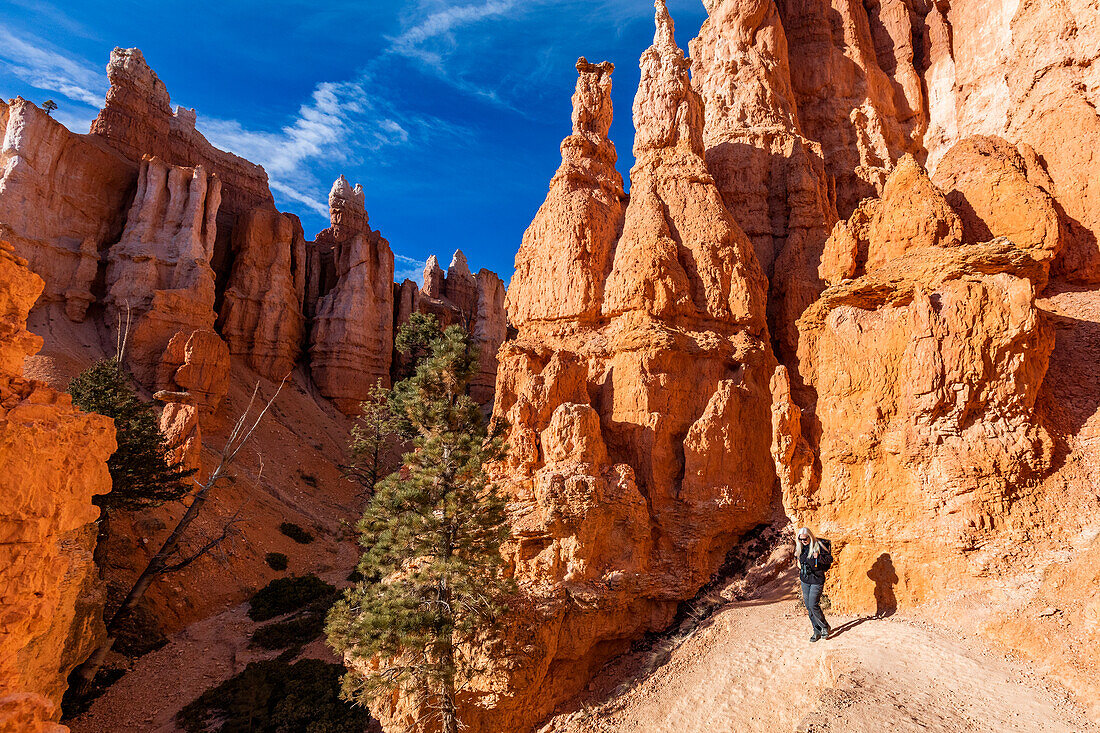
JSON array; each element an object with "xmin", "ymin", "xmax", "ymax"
[{"xmin": 817, "ymin": 538, "xmax": 834, "ymax": 571}]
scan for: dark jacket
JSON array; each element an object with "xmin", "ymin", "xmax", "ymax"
[{"xmin": 799, "ymin": 539, "xmax": 832, "ymax": 585}]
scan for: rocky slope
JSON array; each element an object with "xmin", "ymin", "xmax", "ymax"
[
  {"xmin": 0, "ymin": 44, "xmax": 507, "ymax": 730},
  {"xmin": 1, "ymin": 0, "xmax": 1099, "ymax": 729}
]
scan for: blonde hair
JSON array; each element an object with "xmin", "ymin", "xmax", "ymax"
[{"xmin": 796, "ymin": 526, "xmax": 825, "ymax": 558}]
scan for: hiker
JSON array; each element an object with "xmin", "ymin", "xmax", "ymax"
[{"xmin": 795, "ymin": 527, "xmax": 833, "ymax": 641}]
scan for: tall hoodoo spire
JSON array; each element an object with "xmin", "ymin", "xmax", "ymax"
[
  {"xmin": 505, "ymin": 57, "xmax": 626, "ymax": 326},
  {"xmin": 653, "ymin": 0, "xmax": 676, "ymax": 49},
  {"xmin": 633, "ymin": 0, "xmax": 704, "ymax": 157}
]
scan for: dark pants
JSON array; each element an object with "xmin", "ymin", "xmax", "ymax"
[{"xmin": 801, "ymin": 581, "xmax": 830, "ymax": 636}]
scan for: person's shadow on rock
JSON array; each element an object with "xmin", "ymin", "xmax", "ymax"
[{"xmin": 867, "ymin": 553, "xmax": 898, "ymax": 618}]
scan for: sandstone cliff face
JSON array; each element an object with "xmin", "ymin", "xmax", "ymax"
[
  {"xmin": 0, "ymin": 243, "xmax": 115, "ymax": 731},
  {"xmin": 218, "ymin": 205, "xmax": 307, "ymax": 379},
  {"xmin": 0, "ymin": 98, "xmax": 135, "ymax": 321},
  {"xmin": 308, "ymin": 176, "xmax": 395, "ymax": 413},
  {"xmin": 689, "ymin": 0, "xmax": 837, "ymax": 366},
  {"xmin": 777, "ymin": 240, "xmax": 1053, "ymax": 610}
]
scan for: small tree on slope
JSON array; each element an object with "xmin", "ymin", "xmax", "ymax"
[
  {"xmin": 326, "ymin": 325, "xmax": 513, "ymax": 733},
  {"xmin": 68, "ymin": 358, "xmax": 195, "ymax": 565}
]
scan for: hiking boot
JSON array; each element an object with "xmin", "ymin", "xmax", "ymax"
[
  {"xmin": 809, "ymin": 633, "xmax": 820, "ymax": 642},
  {"xmin": 821, "ymin": 628, "xmax": 832, "ymax": 640}
]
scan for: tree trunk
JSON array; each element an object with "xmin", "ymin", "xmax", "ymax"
[
  {"xmin": 92, "ymin": 507, "xmax": 110, "ymax": 571},
  {"xmin": 70, "ymin": 479, "xmax": 215, "ymax": 696}
]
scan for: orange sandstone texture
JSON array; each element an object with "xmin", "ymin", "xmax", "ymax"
[
  {"xmin": 308, "ymin": 176, "xmax": 395, "ymax": 413},
  {"xmin": 359, "ymin": 5, "xmax": 775, "ymax": 731},
  {"xmin": 689, "ymin": 0, "xmax": 837, "ymax": 366},
  {"xmin": 0, "ymin": 243, "xmax": 115, "ymax": 732}
]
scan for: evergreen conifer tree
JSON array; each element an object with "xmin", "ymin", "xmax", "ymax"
[
  {"xmin": 346, "ymin": 380, "xmax": 401, "ymax": 499},
  {"xmin": 326, "ymin": 326, "xmax": 513, "ymax": 733},
  {"xmin": 392, "ymin": 311, "xmax": 441, "ymax": 382},
  {"xmin": 68, "ymin": 358, "xmax": 195, "ymax": 562}
]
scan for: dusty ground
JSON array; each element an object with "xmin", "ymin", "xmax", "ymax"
[
  {"xmin": 543, "ymin": 568, "xmax": 1097, "ymax": 733},
  {"xmin": 67, "ymin": 572, "xmax": 348, "ymax": 733}
]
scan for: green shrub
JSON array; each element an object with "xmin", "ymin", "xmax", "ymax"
[
  {"xmin": 176, "ymin": 658, "xmax": 373, "ymax": 733},
  {"xmin": 248, "ymin": 575, "xmax": 336, "ymax": 622},
  {"xmin": 279, "ymin": 522, "xmax": 314, "ymax": 544},
  {"xmin": 265, "ymin": 552, "xmax": 289, "ymax": 571},
  {"xmin": 250, "ymin": 613, "xmax": 325, "ymax": 651}
]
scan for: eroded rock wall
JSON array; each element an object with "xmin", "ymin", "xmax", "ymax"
[
  {"xmin": 308, "ymin": 176, "xmax": 395, "ymax": 413},
  {"xmin": 0, "ymin": 98, "xmax": 135, "ymax": 321},
  {"xmin": 689, "ymin": 0, "xmax": 837, "ymax": 368},
  {"xmin": 218, "ymin": 205, "xmax": 307, "ymax": 380},
  {"xmin": 363, "ymin": 5, "xmax": 776, "ymax": 730},
  {"xmin": 0, "ymin": 243, "xmax": 115, "ymax": 731}
]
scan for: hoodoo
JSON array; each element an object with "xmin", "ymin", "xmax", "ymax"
[{"xmin": 1, "ymin": 0, "xmax": 1099, "ymax": 729}]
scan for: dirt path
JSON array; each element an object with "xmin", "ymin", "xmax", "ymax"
[{"xmin": 544, "ymin": 571, "xmax": 1097, "ymax": 733}]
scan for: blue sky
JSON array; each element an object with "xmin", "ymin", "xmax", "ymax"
[{"xmin": 0, "ymin": 0, "xmax": 707, "ymax": 283}]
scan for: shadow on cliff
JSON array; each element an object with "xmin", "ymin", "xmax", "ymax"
[{"xmin": 1035, "ymin": 279, "xmax": 1100, "ymax": 478}]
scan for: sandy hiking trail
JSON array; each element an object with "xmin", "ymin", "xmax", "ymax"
[{"xmin": 544, "ymin": 569, "xmax": 1097, "ymax": 733}]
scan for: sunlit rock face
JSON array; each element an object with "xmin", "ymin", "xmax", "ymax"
[
  {"xmin": 308, "ymin": 176, "xmax": 395, "ymax": 413},
  {"xmin": 507, "ymin": 58, "xmax": 625, "ymax": 328},
  {"xmin": 689, "ymin": 0, "xmax": 837, "ymax": 369},
  {"xmin": 358, "ymin": 5, "xmax": 777, "ymax": 731},
  {"xmin": 0, "ymin": 98, "xmax": 135, "ymax": 322},
  {"xmin": 0, "ymin": 242, "xmax": 115, "ymax": 732},
  {"xmin": 776, "ymin": 238, "xmax": 1053, "ymax": 611}
]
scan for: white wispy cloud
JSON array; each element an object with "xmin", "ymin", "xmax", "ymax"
[
  {"xmin": 395, "ymin": 254, "xmax": 427, "ymax": 285},
  {"xmin": 202, "ymin": 74, "xmax": 464, "ymax": 219},
  {"xmin": 0, "ymin": 26, "xmax": 105, "ymax": 107}
]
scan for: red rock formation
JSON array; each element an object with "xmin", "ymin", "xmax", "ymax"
[
  {"xmin": 506, "ymin": 58, "xmax": 625, "ymax": 327},
  {"xmin": 90, "ymin": 48, "xmax": 273, "ymax": 217},
  {"xmin": 780, "ymin": 240, "xmax": 1052, "ymax": 610},
  {"xmin": 0, "ymin": 98, "xmax": 135, "ymax": 321},
  {"xmin": 932, "ymin": 135, "xmax": 1063, "ymax": 270},
  {"xmin": 358, "ymin": 5, "xmax": 776, "ymax": 730},
  {"xmin": 154, "ymin": 329, "xmax": 230, "ymax": 416},
  {"xmin": 689, "ymin": 0, "xmax": 837, "ymax": 366},
  {"xmin": 819, "ymin": 154, "xmax": 962, "ymax": 283},
  {"xmin": 774, "ymin": 0, "xmax": 922, "ymax": 216},
  {"xmin": 402, "ymin": 251, "xmax": 508, "ymax": 403},
  {"xmin": 920, "ymin": 0, "xmax": 1100, "ymax": 282},
  {"xmin": 0, "ymin": 242, "xmax": 115, "ymax": 732},
  {"xmin": 308, "ymin": 176, "xmax": 394, "ymax": 413},
  {"xmin": 472, "ymin": 268, "xmax": 507, "ymax": 404},
  {"xmin": 218, "ymin": 205, "xmax": 307, "ymax": 379},
  {"xmin": 105, "ymin": 155, "xmax": 225, "ymax": 388}
]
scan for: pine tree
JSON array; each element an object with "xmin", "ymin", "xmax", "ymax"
[
  {"xmin": 326, "ymin": 326, "xmax": 513, "ymax": 733},
  {"xmin": 68, "ymin": 358, "xmax": 195, "ymax": 564},
  {"xmin": 42, "ymin": 99, "xmax": 58, "ymax": 116},
  {"xmin": 392, "ymin": 311, "xmax": 441, "ymax": 382},
  {"xmin": 346, "ymin": 380, "xmax": 401, "ymax": 499}
]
